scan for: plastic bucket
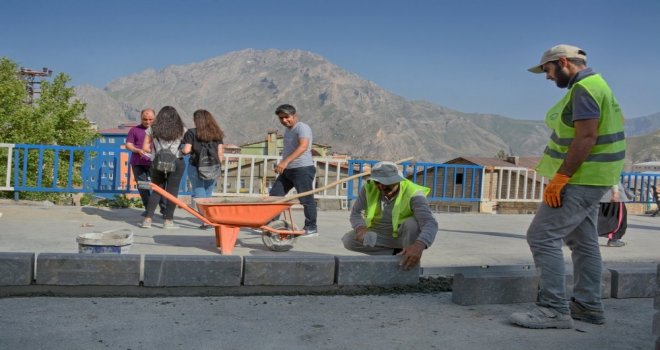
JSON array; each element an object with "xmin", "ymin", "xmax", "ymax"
[{"xmin": 76, "ymin": 229, "xmax": 134, "ymax": 254}]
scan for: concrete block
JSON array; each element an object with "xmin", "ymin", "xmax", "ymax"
[
  {"xmin": 422, "ymin": 265, "xmax": 534, "ymax": 277},
  {"xmin": 654, "ymin": 312, "xmax": 660, "ymax": 336},
  {"xmin": 243, "ymin": 255, "xmax": 334, "ymax": 286},
  {"xmin": 144, "ymin": 255, "xmax": 241, "ymax": 287},
  {"xmin": 565, "ymin": 269, "xmax": 612, "ymax": 299},
  {"xmin": 452, "ymin": 270, "xmax": 539, "ymax": 305},
  {"xmin": 36, "ymin": 253, "xmax": 140, "ymax": 286},
  {"xmin": 609, "ymin": 267, "xmax": 657, "ymax": 298},
  {"xmin": 0, "ymin": 252, "xmax": 34, "ymax": 286},
  {"xmin": 336, "ymin": 255, "xmax": 419, "ymax": 286}
]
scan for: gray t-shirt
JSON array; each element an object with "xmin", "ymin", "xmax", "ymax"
[
  {"xmin": 563, "ymin": 68, "xmax": 601, "ymax": 125},
  {"xmin": 283, "ymin": 121, "xmax": 313, "ymax": 168}
]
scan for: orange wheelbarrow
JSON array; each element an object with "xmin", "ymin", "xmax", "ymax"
[{"xmin": 140, "ymin": 182, "xmax": 304, "ymax": 255}]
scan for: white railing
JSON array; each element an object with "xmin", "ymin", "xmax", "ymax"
[
  {"xmin": 0, "ymin": 143, "xmax": 14, "ymax": 191},
  {"xmin": 211, "ymin": 154, "xmax": 350, "ymax": 199},
  {"xmin": 488, "ymin": 166, "xmax": 547, "ymax": 202}
]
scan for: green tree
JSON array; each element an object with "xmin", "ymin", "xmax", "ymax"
[
  {"xmin": 0, "ymin": 57, "xmax": 98, "ymax": 202},
  {"xmin": 0, "ymin": 57, "xmax": 96, "ymax": 145}
]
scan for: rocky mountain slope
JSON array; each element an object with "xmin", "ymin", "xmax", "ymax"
[{"xmin": 74, "ymin": 49, "xmax": 658, "ymax": 162}]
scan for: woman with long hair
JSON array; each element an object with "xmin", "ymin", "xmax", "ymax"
[
  {"xmin": 182, "ymin": 109, "xmax": 224, "ymax": 229},
  {"xmin": 141, "ymin": 106, "xmax": 186, "ymax": 229}
]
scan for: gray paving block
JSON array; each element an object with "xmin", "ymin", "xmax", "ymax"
[
  {"xmin": 422, "ymin": 265, "xmax": 534, "ymax": 277},
  {"xmin": 565, "ymin": 269, "xmax": 612, "ymax": 299},
  {"xmin": 243, "ymin": 255, "xmax": 334, "ymax": 286},
  {"xmin": 654, "ymin": 312, "xmax": 660, "ymax": 336},
  {"xmin": 36, "ymin": 253, "xmax": 140, "ymax": 286},
  {"xmin": 452, "ymin": 271, "xmax": 539, "ymax": 305},
  {"xmin": 336, "ymin": 255, "xmax": 419, "ymax": 286},
  {"xmin": 0, "ymin": 252, "xmax": 34, "ymax": 286},
  {"xmin": 609, "ymin": 267, "xmax": 657, "ymax": 298},
  {"xmin": 144, "ymin": 255, "xmax": 241, "ymax": 287}
]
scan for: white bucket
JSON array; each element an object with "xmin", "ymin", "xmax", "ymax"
[{"xmin": 76, "ymin": 229, "xmax": 134, "ymax": 254}]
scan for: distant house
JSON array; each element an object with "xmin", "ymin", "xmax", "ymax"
[
  {"xmin": 94, "ymin": 122, "xmax": 146, "ymax": 197},
  {"xmin": 444, "ymin": 156, "xmax": 543, "ymax": 214},
  {"xmin": 95, "ymin": 122, "xmax": 138, "ymax": 147},
  {"xmin": 239, "ymin": 130, "xmax": 332, "ymax": 157},
  {"xmin": 632, "ymin": 161, "xmax": 660, "ymax": 173}
]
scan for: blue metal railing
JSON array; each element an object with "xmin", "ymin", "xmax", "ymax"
[
  {"xmin": 621, "ymin": 172, "xmax": 659, "ymax": 204},
  {"xmin": 11, "ymin": 144, "xmax": 191, "ymax": 198},
  {"xmin": 346, "ymin": 159, "xmax": 483, "ymax": 203},
  {"xmin": 4, "ymin": 143, "xmax": 660, "ymax": 209}
]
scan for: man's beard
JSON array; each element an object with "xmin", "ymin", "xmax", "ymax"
[{"xmin": 554, "ymin": 66, "xmax": 571, "ymax": 88}]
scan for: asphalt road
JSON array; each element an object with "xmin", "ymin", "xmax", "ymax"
[{"xmin": 0, "ymin": 294, "xmax": 655, "ymax": 350}]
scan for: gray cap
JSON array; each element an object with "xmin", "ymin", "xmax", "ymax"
[
  {"xmin": 370, "ymin": 161, "xmax": 405, "ymax": 185},
  {"xmin": 528, "ymin": 44, "xmax": 587, "ymax": 73}
]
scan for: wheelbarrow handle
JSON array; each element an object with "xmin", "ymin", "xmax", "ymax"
[
  {"xmin": 138, "ymin": 181, "xmax": 214, "ymax": 226},
  {"xmin": 273, "ymin": 156, "xmax": 414, "ymax": 203}
]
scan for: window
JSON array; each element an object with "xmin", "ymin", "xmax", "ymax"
[{"xmin": 455, "ymin": 173, "xmax": 464, "ymax": 185}]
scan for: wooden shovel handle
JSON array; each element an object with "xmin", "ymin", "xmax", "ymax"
[{"xmin": 273, "ymin": 156, "xmax": 414, "ymax": 203}]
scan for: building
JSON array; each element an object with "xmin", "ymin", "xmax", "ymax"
[
  {"xmin": 444, "ymin": 156, "xmax": 543, "ymax": 214},
  {"xmin": 240, "ymin": 130, "xmax": 332, "ymax": 157},
  {"xmin": 632, "ymin": 161, "xmax": 660, "ymax": 173}
]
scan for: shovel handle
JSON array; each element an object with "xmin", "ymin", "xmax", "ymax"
[{"xmin": 273, "ymin": 156, "xmax": 414, "ymax": 203}]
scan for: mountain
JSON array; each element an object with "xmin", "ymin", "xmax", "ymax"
[
  {"xmin": 626, "ymin": 129, "xmax": 660, "ymax": 164},
  {"xmin": 74, "ymin": 49, "xmax": 659, "ymax": 163}
]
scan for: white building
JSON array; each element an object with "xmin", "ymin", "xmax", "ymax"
[{"xmin": 632, "ymin": 161, "xmax": 660, "ymax": 173}]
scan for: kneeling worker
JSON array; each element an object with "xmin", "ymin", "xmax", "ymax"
[{"xmin": 342, "ymin": 161, "xmax": 438, "ymax": 270}]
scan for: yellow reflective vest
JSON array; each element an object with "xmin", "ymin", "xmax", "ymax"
[
  {"xmin": 364, "ymin": 180, "xmax": 431, "ymax": 238},
  {"xmin": 536, "ymin": 74, "xmax": 626, "ymax": 186}
]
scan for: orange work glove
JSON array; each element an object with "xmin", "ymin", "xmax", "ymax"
[{"xmin": 543, "ymin": 173, "xmax": 571, "ymax": 208}]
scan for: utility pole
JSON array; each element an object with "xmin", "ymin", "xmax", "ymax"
[{"xmin": 18, "ymin": 66, "xmax": 52, "ymax": 104}]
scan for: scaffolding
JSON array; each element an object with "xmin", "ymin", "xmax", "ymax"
[{"xmin": 19, "ymin": 66, "xmax": 52, "ymax": 104}]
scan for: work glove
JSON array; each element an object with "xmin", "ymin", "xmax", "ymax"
[{"xmin": 543, "ymin": 173, "xmax": 571, "ymax": 208}]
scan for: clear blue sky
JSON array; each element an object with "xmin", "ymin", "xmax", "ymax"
[{"xmin": 1, "ymin": 0, "xmax": 659, "ymax": 120}]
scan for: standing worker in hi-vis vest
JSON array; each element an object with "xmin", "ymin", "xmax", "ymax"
[{"xmin": 510, "ymin": 45, "xmax": 626, "ymax": 330}]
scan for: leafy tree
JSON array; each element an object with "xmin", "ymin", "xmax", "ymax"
[
  {"xmin": 0, "ymin": 57, "xmax": 98, "ymax": 202},
  {"xmin": 0, "ymin": 57, "xmax": 96, "ymax": 145}
]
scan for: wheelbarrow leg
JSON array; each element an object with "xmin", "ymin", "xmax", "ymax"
[{"xmin": 215, "ymin": 224, "xmax": 240, "ymax": 255}]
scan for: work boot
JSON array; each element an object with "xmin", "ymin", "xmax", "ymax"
[
  {"xmin": 570, "ymin": 298, "xmax": 605, "ymax": 325},
  {"xmin": 607, "ymin": 239, "xmax": 626, "ymax": 247},
  {"xmin": 509, "ymin": 306, "xmax": 574, "ymax": 329}
]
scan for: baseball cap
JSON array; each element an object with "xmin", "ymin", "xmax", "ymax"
[{"xmin": 528, "ymin": 44, "xmax": 587, "ymax": 73}]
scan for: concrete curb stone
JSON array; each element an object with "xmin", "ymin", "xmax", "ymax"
[
  {"xmin": 143, "ymin": 255, "xmax": 242, "ymax": 287},
  {"xmin": 335, "ymin": 255, "xmax": 419, "ymax": 286},
  {"xmin": 36, "ymin": 253, "xmax": 140, "ymax": 286},
  {"xmin": 0, "ymin": 252, "xmax": 34, "ymax": 286},
  {"xmin": 609, "ymin": 267, "xmax": 657, "ymax": 298},
  {"xmin": 451, "ymin": 270, "xmax": 539, "ymax": 305},
  {"xmin": 243, "ymin": 255, "xmax": 335, "ymax": 286}
]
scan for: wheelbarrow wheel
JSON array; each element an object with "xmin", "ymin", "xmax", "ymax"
[{"xmin": 262, "ymin": 220, "xmax": 298, "ymax": 252}]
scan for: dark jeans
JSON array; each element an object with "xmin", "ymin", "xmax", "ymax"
[
  {"xmin": 269, "ymin": 165, "xmax": 317, "ymax": 229},
  {"xmin": 146, "ymin": 158, "xmax": 185, "ymax": 220},
  {"xmin": 132, "ymin": 164, "xmax": 166, "ymax": 214}
]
